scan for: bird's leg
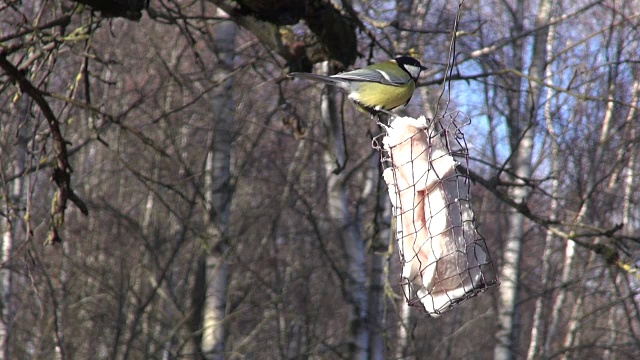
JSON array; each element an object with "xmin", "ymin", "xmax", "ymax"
[
  {"xmin": 377, "ymin": 108, "xmax": 395, "ymax": 117},
  {"xmin": 370, "ymin": 110, "xmax": 397, "ymax": 126},
  {"xmin": 358, "ymin": 101, "xmax": 397, "ymax": 124},
  {"xmin": 378, "ymin": 109, "xmax": 398, "ymax": 126}
]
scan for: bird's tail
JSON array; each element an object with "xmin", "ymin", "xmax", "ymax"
[{"xmin": 288, "ymin": 72, "xmax": 344, "ymax": 86}]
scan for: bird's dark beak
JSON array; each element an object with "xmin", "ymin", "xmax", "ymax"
[{"xmin": 420, "ymin": 65, "xmax": 428, "ymax": 70}]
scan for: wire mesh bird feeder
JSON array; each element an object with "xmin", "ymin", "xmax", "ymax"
[{"xmin": 377, "ymin": 114, "xmax": 499, "ymax": 317}]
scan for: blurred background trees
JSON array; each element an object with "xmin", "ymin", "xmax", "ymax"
[{"xmin": 1, "ymin": 0, "xmax": 639, "ymax": 359}]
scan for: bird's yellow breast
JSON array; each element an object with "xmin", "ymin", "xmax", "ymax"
[{"xmin": 349, "ymin": 81, "xmax": 416, "ymax": 111}]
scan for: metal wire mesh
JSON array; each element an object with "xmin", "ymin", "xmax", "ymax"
[{"xmin": 376, "ymin": 112, "xmax": 499, "ymax": 317}]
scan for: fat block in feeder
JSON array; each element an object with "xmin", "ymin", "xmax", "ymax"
[{"xmin": 381, "ymin": 116, "xmax": 498, "ymax": 317}]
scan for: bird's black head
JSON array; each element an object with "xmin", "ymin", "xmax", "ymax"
[{"xmin": 395, "ymin": 56, "xmax": 427, "ymax": 81}]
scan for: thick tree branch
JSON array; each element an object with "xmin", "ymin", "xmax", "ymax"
[
  {"xmin": 462, "ymin": 164, "xmax": 640, "ymax": 275},
  {"xmin": 210, "ymin": 0, "xmax": 357, "ymax": 71},
  {"xmin": 72, "ymin": 0, "xmax": 147, "ymax": 20},
  {"xmin": 69, "ymin": 1, "xmax": 358, "ymax": 70},
  {"xmin": 0, "ymin": 52, "xmax": 88, "ymax": 244},
  {"xmin": 0, "ymin": 14, "xmax": 72, "ymax": 43}
]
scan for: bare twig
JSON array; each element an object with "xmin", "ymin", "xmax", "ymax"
[
  {"xmin": 0, "ymin": 14, "xmax": 72, "ymax": 43},
  {"xmin": 0, "ymin": 52, "xmax": 88, "ymax": 244},
  {"xmin": 463, "ymin": 164, "xmax": 640, "ymax": 277}
]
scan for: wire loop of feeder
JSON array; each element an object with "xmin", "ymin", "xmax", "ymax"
[{"xmin": 376, "ymin": 113, "xmax": 499, "ymax": 317}]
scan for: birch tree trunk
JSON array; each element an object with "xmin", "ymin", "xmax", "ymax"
[
  {"xmin": 0, "ymin": 178, "xmax": 15, "ymax": 360},
  {"xmin": 543, "ymin": 229, "xmax": 576, "ymax": 357},
  {"xmin": 547, "ymin": 22, "xmax": 623, "ymax": 357},
  {"xmin": 557, "ymin": 253, "xmax": 593, "ymax": 360},
  {"xmin": 320, "ymin": 61, "xmax": 369, "ymax": 359},
  {"xmin": 395, "ymin": 289, "xmax": 412, "ymax": 360},
  {"xmin": 495, "ymin": 1, "xmax": 552, "ymax": 359},
  {"xmin": 603, "ymin": 78, "xmax": 639, "ymax": 360},
  {"xmin": 367, "ymin": 153, "xmax": 390, "ymax": 360},
  {"xmin": 367, "ymin": 247, "xmax": 385, "ymax": 360},
  {"xmin": 392, "ymin": 3, "xmax": 420, "ymax": 356},
  {"xmin": 0, "ymin": 98, "xmax": 29, "ymax": 360},
  {"xmin": 603, "ymin": 272, "xmax": 619, "ymax": 360},
  {"xmin": 525, "ymin": 118, "xmax": 558, "ymax": 360},
  {"xmin": 621, "ymin": 79, "xmax": 639, "ymax": 235},
  {"xmin": 526, "ymin": 18, "xmax": 558, "ymax": 360},
  {"xmin": 493, "ymin": 2, "xmax": 525, "ymax": 356},
  {"xmin": 199, "ymin": 15, "xmax": 237, "ymax": 360}
]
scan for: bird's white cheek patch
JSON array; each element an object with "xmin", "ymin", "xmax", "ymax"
[{"xmin": 404, "ymin": 65, "xmax": 421, "ymax": 79}]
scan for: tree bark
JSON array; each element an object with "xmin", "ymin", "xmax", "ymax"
[
  {"xmin": 320, "ymin": 61, "xmax": 369, "ymax": 359},
  {"xmin": 0, "ymin": 98, "xmax": 29, "ymax": 360},
  {"xmin": 495, "ymin": 1, "xmax": 553, "ymax": 359},
  {"xmin": 367, "ymin": 153, "xmax": 390, "ymax": 360},
  {"xmin": 546, "ymin": 17, "xmax": 624, "ymax": 355},
  {"xmin": 395, "ymin": 288, "xmax": 413, "ymax": 359},
  {"xmin": 72, "ymin": 0, "xmax": 147, "ymax": 20},
  {"xmin": 199, "ymin": 14, "xmax": 237, "ymax": 360},
  {"xmin": 526, "ymin": 18, "xmax": 558, "ymax": 360},
  {"xmin": 210, "ymin": 0, "xmax": 357, "ymax": 71}
]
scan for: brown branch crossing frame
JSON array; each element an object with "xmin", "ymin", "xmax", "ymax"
[{"xmin": 0, "ymin": 52, "xmax": 89, "ymax": 244}]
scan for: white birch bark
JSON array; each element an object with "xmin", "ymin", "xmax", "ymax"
[
  {"xmin": 0, "ymin": 180, "xmax": 15, "ymax": 360},
  {"xmin": 526, "ymin": 18, "xmax": 558, "ymax": 360},
  {"xmin": 543, "ymin": 231, "xmax": 576, "ymax": 356},
  {"xmin": 395, "ymin": 283, "xmax": 413, "ymax": 360},
  {"xmin": 392, "ymin": 3, "xmax": 419, "ymax": 357},
  {"xmin": 0, "ymin": 98, "xmax": 29, "ymax": 360},
  {"xmin": 495, "ymin": 1, "xmax": 553, "ymax": 359},
  {"xmin": 603, "ymin": 272, "xmax": 619, "ymax": 360},
  {"xmin": 548, "ymin": 40, "xmax": 620, "ymax": 359},
  {"xmin": 621, "ymin": 80, "xmax": 639, "ymax": 233},
  {"xmin": 367, "ymin": 153, "xmax": 390, "ymax": 360},
  {"xmin": 319, "ymin": 61, "xmax": 369, "ymax": 359},
  {"xmin": 201, "ymin": 15, "xmax": 237, "ymax": 359},
  {"xmin": 494, "ymin": 2, "xmax": 525, "ymax": 357},
  {"xmin": 525, "ymin": 133, "xmax": 557, "ymax": 359},
  {"xmin": 559, "ymin": 288, "xmax": 584, "ymax": 360},
  {"xmin": 601, "ymin": 79, "xmax": 639, "ymax": 360}
]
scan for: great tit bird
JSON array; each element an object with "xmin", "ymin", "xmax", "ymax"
[{"xmin": 289, "ymin": 56, "xmax": 427, "ymax": 115}]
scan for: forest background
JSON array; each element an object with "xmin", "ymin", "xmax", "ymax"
[{"xmin": 1, "ymin": 0, "xmax": 640, "ymax": 359}]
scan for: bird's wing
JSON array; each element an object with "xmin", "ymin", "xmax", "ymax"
[{"xmin": 331, "ymin": 68, "xmax": 408, "ymax": 86}]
